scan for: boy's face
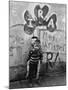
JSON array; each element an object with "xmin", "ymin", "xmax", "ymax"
[
  {"xmin": 34, "ymin": 42, "xmax": 40, "ymax": 49},
  {"xmin": 31, "ymin": 38, "xmax": 40, "ymax": 49},
  {"xmin": 31, "ymin": 38, "xmax": 37, "ymax": 45}
]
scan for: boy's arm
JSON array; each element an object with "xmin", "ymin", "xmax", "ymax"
[
  {"xmin": 26, "ymin": 51, "xmax": 32, "ymax": 78},
  {"xmin": 40, "ymin": 50, "xmax": 43, "ymax": 61},
  {"xmin": 39, "ymin": 47, "xmax": 43, "ymax": 60},
  {"xmin": 27, "ymin": 51, "xmax": 32, "ymax": 61}
]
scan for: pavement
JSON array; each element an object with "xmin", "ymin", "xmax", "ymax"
[{"xmin": 9, "ymin": 72, "xmax": 66, "ymax": 89}]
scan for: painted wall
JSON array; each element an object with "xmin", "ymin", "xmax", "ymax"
[
  {"xmin": 40, "ymin": 30, "xmax": 66, "ymax": 62},
  {"xmin": 9, "ymin": 1, "xmax": 66, "ymax": 67},
  {"xmin": 9, "ymin": 25, "xmax": 33, "ymax": 66}
]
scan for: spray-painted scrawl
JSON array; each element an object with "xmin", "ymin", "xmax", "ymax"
[
  {"xmin": 24, "ymin": 5, "xmax": 57, "ymax": 35},
  {"xmin": 9, "ymin": 1, "xmax": 66, "ymax": 89}
]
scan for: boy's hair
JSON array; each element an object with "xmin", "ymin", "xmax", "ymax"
[
  {"xmin": 31, "ymin": 36, "xmax": 40, "ymax": 43},
  {"xmin": 31, "ymin": 36, "xmax": 38, "ymax": 40}
]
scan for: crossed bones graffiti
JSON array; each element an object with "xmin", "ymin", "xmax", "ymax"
[{"xmin": 24, "ymin": 5, "xmax": 57, "ymax": 35}]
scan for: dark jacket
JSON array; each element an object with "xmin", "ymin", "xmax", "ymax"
[{"xmin": 27, "ymin": 48, "xmax": 43, "ymax": 62}]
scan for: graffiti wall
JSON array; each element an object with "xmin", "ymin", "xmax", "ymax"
[
  {"xmin": 40, "ymin": 30, "xmax": 66, "ymax": 62},
  {"xmin": 9, "ymin": 1, "xmax": 66, "ymax": 67}
]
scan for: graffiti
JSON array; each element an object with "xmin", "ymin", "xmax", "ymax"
[
  {"xmin": 24, "ymin": 5, "xmax": 57, "ymax": 35},
  {"xmin": 40, "ymin": 31, "xmax": 66, "ymax": 53},
  {"xmin": 46, "ymin": 52, "xmax": 59, "ymax": 63},
  {"xmin": 42, "ymin": 31, "xmax": 65, "ymax": 42},
  {"xmin": 43, "ymin": 42, "xmax": 65, "ymax": 52},
  {"xmin": 47, "ymin": 52, "xmax": 53, "ymax": 61}
]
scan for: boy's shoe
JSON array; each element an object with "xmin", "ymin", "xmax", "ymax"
[
  {"xmin": 36, "ymin": 79, "xmax": 40, "ymax": 84},
  {"xmin": 33, "ymin": 83, "xmax": 38, "ymax": 87},
  {"xmin": 32, "ymin": 79, "xmax": 40, "ymax": 87},
  {"xmin": 29, "ymin": 83, "xmax": 33, "ymax": 87}
]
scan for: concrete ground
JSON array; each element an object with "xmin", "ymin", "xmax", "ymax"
[{"xmin": 9, "ymin": 72, "xmax": 66, "ymax": 89}]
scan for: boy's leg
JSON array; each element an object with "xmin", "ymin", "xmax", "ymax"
[
  {"xmin": 34, "ymin": 62, "xmax": 38, "ymax": 78},
  {"xmin": 36, "ymin": 61, "xmax": 40, "ymax": 80},
  {"xmin": 34, "ymin": 61, "xmax": 41, "ymax": 85},
  {"xmin": 28, "ymin": 62, "xmax": 35, "ymax": 82}
]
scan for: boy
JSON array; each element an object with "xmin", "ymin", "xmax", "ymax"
[{"xmin": 26, "ymin": 37, "xmax": 43, "ymax": 85}]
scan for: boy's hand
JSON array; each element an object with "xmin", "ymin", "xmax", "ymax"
[{"xmin": 26, "ymin": 61, "xmax": 30, "ymax": 78}]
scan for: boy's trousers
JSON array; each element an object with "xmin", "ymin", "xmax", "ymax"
[{"xmin": 26, "ymin": 60, "xmax": 40, "ymax": 82}]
